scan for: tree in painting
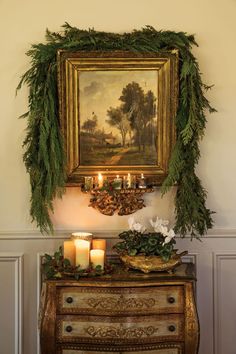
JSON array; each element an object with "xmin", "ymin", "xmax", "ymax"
[
  {"xmin": 118, "ymin": 82, "xmax": 156, "ymax": 152},
  {"xmin": 82, "ymin": 112, "xmax": 98, "ymax": 134},
  {"xmin": 106, "ymin": 107, "xmax": 130, "ymax": 147},
  {"xmin": 80, "ymin": 76, "xmax": 157, "ymax": 166}
]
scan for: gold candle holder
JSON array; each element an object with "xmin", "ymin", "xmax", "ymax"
[
  {"xmin": 84, "ymin": 176, "xmax": 93, "ymax": 191},
  {"xmin": 138, "ymin": 173, "xmax": 147, "ymax": 189},
  {"xmin": 113, "ymin": 175, "xmax": 123, "ymax": 189},
  {"xmin": 124, "ymin": 173, "xmax": 136, "ymax": 189}
]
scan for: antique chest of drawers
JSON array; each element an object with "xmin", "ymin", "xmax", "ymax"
[{"xmin": 40, "ymin": 263, "xmax": 199, "ymax": 354}]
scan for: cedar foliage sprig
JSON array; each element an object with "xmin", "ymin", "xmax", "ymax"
[
  {"xmin": 17, "ymin": 23, "xmax": 215, "ymax": 237},
  {"xmin": 42, "ymin": 246, "xmax": 114, "ymax": 280}
]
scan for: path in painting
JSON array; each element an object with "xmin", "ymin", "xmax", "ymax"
[{"xmin": 107, "ymin": 148, "xmax": 130, "ymax": 165}]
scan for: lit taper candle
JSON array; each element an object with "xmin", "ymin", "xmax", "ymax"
[{"xmin": 98, "ymin": 173, "xmax": 103, "ymax": 188}]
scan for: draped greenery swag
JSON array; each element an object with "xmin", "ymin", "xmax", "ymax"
[{"xmin": 17, "ymin": 23, "xmax": 215, "ymax": 237}]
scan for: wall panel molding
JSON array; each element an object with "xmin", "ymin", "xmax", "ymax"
[
  {"xmin": 0, "ymin": 253, "xmax": 23, "ymax": 354},
  {"xmin": 37, "ymin": 252, "xmax": 49, "ymax": 354},
  {"xmin": 0, "ymin": 227, "xmax": 236, "ymax": 239},
  {"xmin": 213, "ymin": 253, "xmax": 236, "ymax": 354},
  {"xmin": 1, "ymin": 233, "xmax": 236, "ymax": 354},
  {"xmin": 182, "ymin": 253, "xmax": 198, "ymax": 265}
]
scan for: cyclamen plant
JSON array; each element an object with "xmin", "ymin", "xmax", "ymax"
[{"xmin": 113, "ymin": 217, "xmax": 176, "ymax": 261}]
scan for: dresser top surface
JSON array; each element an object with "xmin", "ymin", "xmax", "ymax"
[{"xmin": 45, "ymin": 263, "xmax": 196, "ymax": 287}]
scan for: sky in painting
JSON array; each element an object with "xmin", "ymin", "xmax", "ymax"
[{"xmin": 79, "ymin": 70, "xmax": 158, "ymax": 138}]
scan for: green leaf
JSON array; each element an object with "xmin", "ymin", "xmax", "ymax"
[
  {"xmin": 44, "ymin": 254, "xmax": 52, "ymax": 261},
  {"xmin": 95, "ymin": 265, "xmax": 102, "ymax": 271},
  {"xmin": 63, "ymin": 258, "xmax": 71, "ymax": 267},
  {"xmin": 54, "ymin": 251, "xmax": 61, "ymax": 262},
  {"xmin": 129, "ymin": 249, "xmax": 138, "ymax": 256},
  {"xmin": 54, "ymin": 272, "xmax": 62, "ymax": 278}
]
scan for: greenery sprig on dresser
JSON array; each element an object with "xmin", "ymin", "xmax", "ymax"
[
  {"xmin": 42, "ymin": 247, "xmax": 113, "ymax": 280},
  {"xmin": 17, "ymin": 23, "xmax": 215, "ymax": 237}
]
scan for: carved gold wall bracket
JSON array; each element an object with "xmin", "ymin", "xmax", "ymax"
[{"xmin": 87, "ymin": 188, "xmax": 154, "ymax": 216}]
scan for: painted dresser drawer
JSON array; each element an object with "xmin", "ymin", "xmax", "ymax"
[
  {"xmin": 57, "ymin": 286, "xmax": 184, "ymax": 315},
  {"xmin": 58, "ymin": 344, "xmax": 183, "ymax": 354},
  {"xmin": 56, "ymin": 314, "xmax": 184, "ymax": 345}
]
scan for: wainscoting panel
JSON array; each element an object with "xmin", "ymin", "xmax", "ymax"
[
  {"xmin": 213, "ymin": 253, "xmax": 236, "ymax": 354},
  {"xmin": 0, "ymin": 253, "xmax": 23, "ymax": 354},
  {"xmin": 0, "ymin": 229, "xmax": 236, "ymax": 354}
]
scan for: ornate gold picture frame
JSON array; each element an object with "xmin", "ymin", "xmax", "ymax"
[{"xmin": 57, "ymin": 50, "xmax": 178, "ymax": 185}]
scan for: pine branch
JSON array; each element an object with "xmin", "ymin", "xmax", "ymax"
[{"xmin": 17, "ymin": 23, "xmax": 215, "ymax": 237}]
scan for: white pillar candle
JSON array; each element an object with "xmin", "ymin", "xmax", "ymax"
[
  {"xmin": 92, "ymin": 239, "xmax": 106, "ymax": 252},
  {"xmin": 90, "ymin": 249, "xmax": 105, "ymax": 270},
  {"xmin": 74, "ymin": 239, "xmax": 90, "ymax": 269},
  {"xmin": 63, "ymin": 240, "xmax": 75, "ymax": 266}
]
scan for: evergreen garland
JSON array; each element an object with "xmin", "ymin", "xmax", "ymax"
[{"xmin": 17, "ymin": 23, "xmax": 215, "ymax": 237}]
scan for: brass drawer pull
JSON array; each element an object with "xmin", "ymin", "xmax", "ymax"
[
  {"xmin": 168, "ymin": 325, "xmax": 176, "ymax": 332},
  {"xmin": 65, "ymin": 325, "xmax": 73, "ymax": 333},
  {"xmin": 66, "ymin": 297, "xmax": 73, "ymax": 304},
  {"xmin": 167, "ymin": 296, "xmax": 175, "ymax": 304}
]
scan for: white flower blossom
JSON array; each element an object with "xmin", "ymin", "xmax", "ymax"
[
  {"xmin": 163, "ymin": 236, "xmax": 172, "ymax": 245},
  {"xmin": 128, "ymin": 216, "xmax": 174, "ymax": 240},
  {"xmin": 128, "ymin": 216, "xmax": 135, "ymax": 230},
  {"xmin": 128, "ymin": 217, "xmax": 146, "ymax": 233},
  {"xmin": 168, "ymin": 229, "xmax": 175, "ymax": 238},
  {"xmin": 150, "ymin": 216, "xmax": 169, "ymax": 233},
  {"xmin": 160, "ymin": 225, "xmax": 169, "ymax": 236},
  {"xmin": 162, "ymin": 228, "xmax": 175, "ymax": 245}
]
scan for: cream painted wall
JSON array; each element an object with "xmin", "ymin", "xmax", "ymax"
[
  {"xmin": 1, "ymin": 3, "xmax": 236, "ymax": 354},
  {"xmin": 0, "ymin": 0, "xmax": 236, "ymax": 232}
]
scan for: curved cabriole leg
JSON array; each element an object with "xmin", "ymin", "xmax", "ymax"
[
  {"xmin": 40, "ymin": 282, "xmax": 57, "ymax": 354},
  {"xmin": 185, "ymin": 281, "xmax": 200, "ymax": 354}
]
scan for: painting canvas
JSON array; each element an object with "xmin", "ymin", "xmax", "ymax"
[
  {"xmin": 58, "ymin": 51, "xmax": 178, "ymax": 185},
  {"xmin": 79, "ymin": 71, "xmax": 158, "ymax": 166}
]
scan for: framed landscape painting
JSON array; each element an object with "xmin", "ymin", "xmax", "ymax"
[{"xmin": 58, "ymin": 50, "xmax": 178, "ymax": 185}]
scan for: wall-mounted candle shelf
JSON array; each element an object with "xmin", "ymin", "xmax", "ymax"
[
  {"xmin": 81, "ymin": 173, "xmax": 154, "ymax": 216},
  {"xmin": 87, "ymin": 188, "xmax": 153, "ymax": 216}
]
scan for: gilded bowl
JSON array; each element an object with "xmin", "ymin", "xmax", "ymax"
[{"xmin": 120, "ymin": 250, "xmax": 188, "ymax": 273}]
